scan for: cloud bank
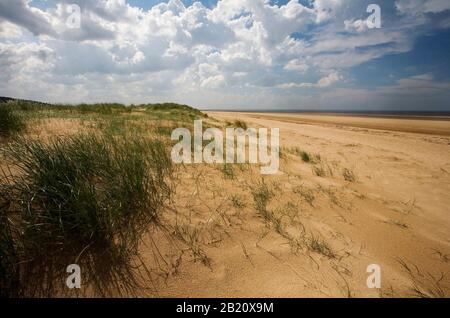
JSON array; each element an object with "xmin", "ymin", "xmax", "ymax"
[{"xmin": 0, "ymin": 0, "xmax": 449, "ymax": 110}]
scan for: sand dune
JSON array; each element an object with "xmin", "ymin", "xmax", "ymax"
[
  {"xmin": 149, "ymin": 111, "xmax": 450, "ymax": 297},
  {"xmin": 4, "ymin": 109, "xmax": 449, "ymax": 297}
]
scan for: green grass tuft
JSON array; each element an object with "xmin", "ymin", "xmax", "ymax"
[
  {"xmin": 233, "ymin": 120, "xmax": 248, "ymax": 130},
  {"xmin": 0, "ymin": 133, "xmax": 173, "ymax": 296},
  {"xmin": 300, "ymin": 151, "xmax": 311, "ymax": 162},
  {"xmin": 342, "ymin": 168, "xmax": 356, "ymax": 182},
  {"xmin": 0, "ymin": 105, "xmax": 25, "ymax": 137},
  {"xmin": 251, "ymin": 180, "xmax": 274, "ymax": 220},
  {"xmin": 220, "ymin": 163, "xmax": 235, "ymax": 179},
  {"xmin": 308, "ymin": 234, "xmax": 336, "ymax": 259}
]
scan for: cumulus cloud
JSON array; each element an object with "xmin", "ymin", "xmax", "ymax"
[
  {"xmin": 344, "ymin": 19, "xmax": 370, "ymax": 33},
  {"xmin": 284, "ymin": 59, "xmax": 309, "ymax": 73},
  {"xmin": 0, "ymin": 0, "xmax": 56, "ymax": 36},
  {"xmin": 278, "ymin": 71, "xmax": 342, "ymax": 89},
  {"xmin": 313, "ymin": 0, "xmax": 344, "ymax": 23},
  {"xmin": 0, "ymin": 21, "xmax": 24, "ymax": 38},
  {"xmin": 0, "ymin": 0, "xmax": 448, "ymax": 109},
  {"xmin": 396, "ymin": 0, "xmax": 450, "ymax": 15}
]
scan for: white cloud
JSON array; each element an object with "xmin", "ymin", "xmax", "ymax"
[
  {"xmin": 278, "ymin": 71, "xmax": 341, "ymax": 89},
  {"xmin": 0, "ymin": 0, "xmax": 448, "ymax": 109},
  {"xmin": 378, "ymin": 73, "xmax": 450, "ymax": 93},
  {"xmin": 0, "ymin": 20, "xmax": 23, "ymax": 38},
  {"xmin": 313, "ymin": 0, "xmax": 343, "ymax": 23},
  {"xmin": 0, "ymin": 0, "xmax": 56, "ymax": 36},
  {"xmin": 284, "ymin": 59, "xmax": 309, "ymax": 73},
  {"xmin": 396, "ymin": 0, "xmax": 450, "ymax": 15},
  {"xmin": 344, "ymin": 19, "xmax": 369, "ymax": 33}
]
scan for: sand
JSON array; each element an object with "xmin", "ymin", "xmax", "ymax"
[
  {"xmin": 7, "ymin": 112, "xmax": 450, "ymax": 297},
  {"xmin": 220, "ymin": 112, "xmax": 450, "ymax": 135},
  {"xmin": 141, "ymin": 112, "xmax": 450, "ymax": 298}
]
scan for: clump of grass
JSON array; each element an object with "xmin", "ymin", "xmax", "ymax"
[
  {"xmin": 293, "ymin": 185, "xmax": 315, "ymax": 206},
  {"xmin": 288, "ymin": 147, "xmax": 322, "ymax": 164},
  {"xmin": 0, "ymin": 105, "xmax": 25, "ymax": 136},
  {"xmin": 0, "ymin": 133, "xmax": 173, "ymax": 296},
  {"xmin": 76, "ymin": 103, "xmax": 130, "ymax": 115},
  {"xmin": 251, "ymin": 180, "xmax": 274, "ymax": 219},
  {"xmin": 3, "ymin": 100, "xmax": 204, "ymax": 124},
  {"xmin": 225, "ymin": 120, "xmax": 248, "ymax": 130},
  {"xmin": 313, "ymin": 164, "xmax": 326, "ymax": 177},
  {"xmin": 103, "ymin": 117, "xmax": 128, "ymax": 135},
  {"xmin": 251, "ymin": 182, "xmax": 337, "ymax": 257},
  {"xmin": 278, "ymin": 147, "xmax": 287, "ymax": 160},
  {"xmin": 300, "ymin": 151, "xmax": 311, "ymax": 162},
  {"xmin": 233, "ymin": 120, "xmax": 248, "ymax": 130},
  {"xmin": 278, "ymin": 202, "xmax": 298, "ymax": 223},
  {"xmin": 312, "ymin": 160, "xmax": 333, "ymax": 177},
  {"xmin": 308, "ymin": 234, "xmax": 336, "ymax": 259},
  {"xmin": 342, "ymin": 168, "xmax": 356, "ymax": 182},
  {"xmin": 154, "ymin": 125, "xmax": 176, "ymax": 137},
  {"xmin": 0, "ymin": 209, "xmax": 20, "ymax": 297},
  {"xmin": 220, "ymin": 163, "xmax": 235, "ymax": 179},
  {"xmin": 398, "ymin": 259, "xmax": 448, "ymax": 298},
  {"xmin": 172, "ymin": 224, "xmax": 210, "ymax": 267},
  {"xmin": 251, "ymin": 182, "xmax": 291, "ymax": 239},
  {"xmin": 230, "ymin": 195, "xmax": 246, "ymax": 209},
  {"xmin": 317, "ymin": 185, "xmax": 340, "ymax": 206},
  {"xmin": 143, "ymin": 103, "xmax": 205, "ymax": 122}
]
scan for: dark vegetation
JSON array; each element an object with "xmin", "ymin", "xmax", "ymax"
[
  {"xmin": 0, "ymin": 104, "xmax": 25, "ymax": 136},
  {"xmin": 0, "ymin": 98, "xmax": 204, "ymax": 296}
]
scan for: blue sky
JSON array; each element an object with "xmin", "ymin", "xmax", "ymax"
[{"xmin": 0, "ymin": 0, "xmax": 449, "ymax": 110}]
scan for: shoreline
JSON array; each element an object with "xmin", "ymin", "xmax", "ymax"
[
  {"xmin": 203, "ymin": 110, "xmax": 450, "ymax": 121},
  {"xmin": 207, "ymin": 111, "xmax": 450, "ymax": 136}
]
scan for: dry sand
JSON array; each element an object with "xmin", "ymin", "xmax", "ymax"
[
  {"xmin": 140, "ymin": 112, "xmax": 450, "ymax": 298},
  {"xmin": 10, "ymin": 112, "xmax": 449, "ymax": 298},
  {"xmin": 228, "ymin": 112, "xmax": 450, "ymax": 136}
]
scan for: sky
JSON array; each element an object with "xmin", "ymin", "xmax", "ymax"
[{"xmin": 0, "ymin": 0, "xmax": 449, "ymax": 110}]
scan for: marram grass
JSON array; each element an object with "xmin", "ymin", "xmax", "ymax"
[{"xmin": 0, "ymin": 132, "xmax": 173, "ymax": 297}]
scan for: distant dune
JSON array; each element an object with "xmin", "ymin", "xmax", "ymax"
[
  {"xmin": 0, "ymin": 96, "xmax": 15, "ymax": 103},
  {"xmin": 0, "ymin": 96, "xmax": 50, "ymax": 105}
]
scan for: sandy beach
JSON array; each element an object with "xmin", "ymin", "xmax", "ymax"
[
  {"xmin": 149, "ymin": 111, "xmax": 450, "ymax": 297},
  {"xmin": 2, "ymin": 0, "xmax": 450, "ymax": 303},
  {"xmin": 2, "ymin": 107, "xmax": 450, "ymax": 297},
  {"xmin": 214, "ymin": 112, "xmax": 450, "ymax": 135}
]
